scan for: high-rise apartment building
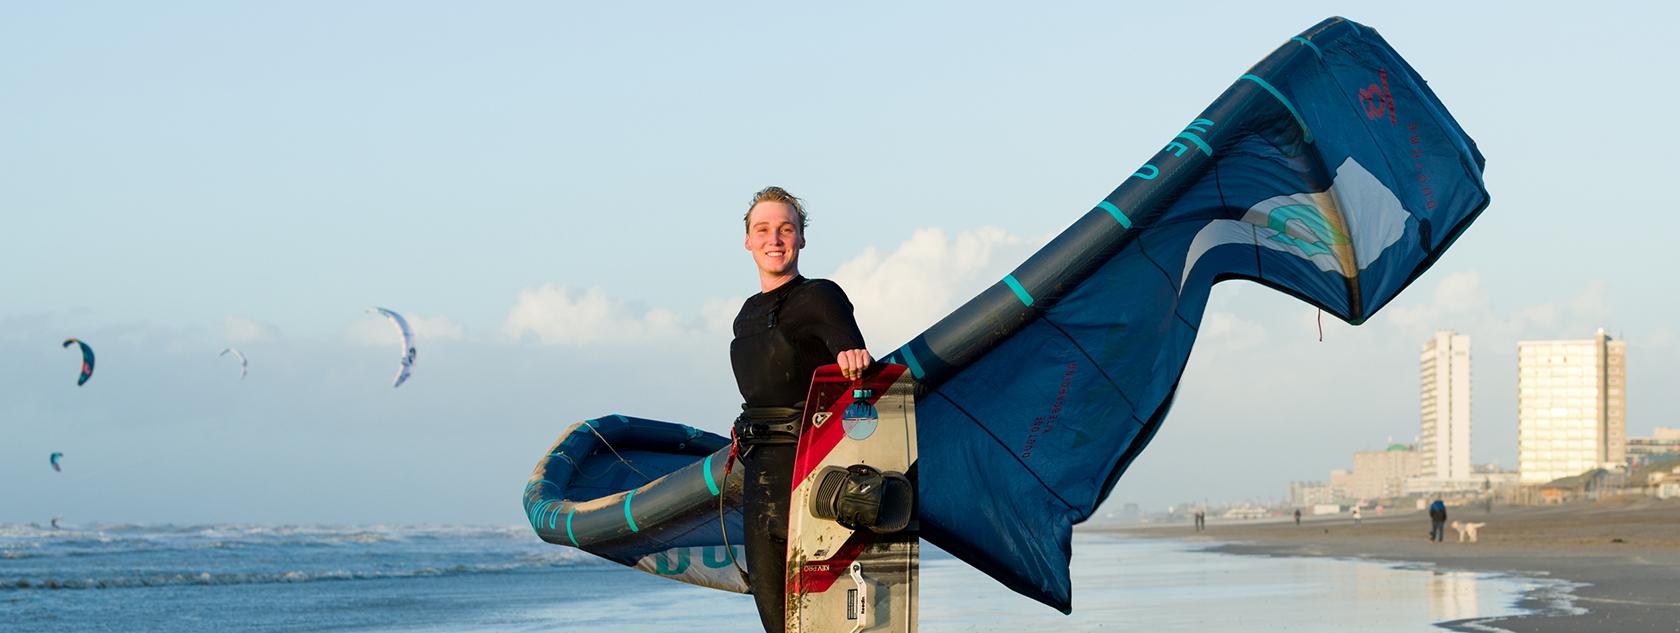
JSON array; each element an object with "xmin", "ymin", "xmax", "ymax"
[
  {"xmin": 1517, "ymin": 329, "xmax": 1626, "ymax": 483},
  {"xmin": 1419, "ymin": 331, "xmax": 1473, "ymax": 482}
]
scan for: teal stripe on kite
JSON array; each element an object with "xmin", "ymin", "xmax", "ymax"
[
  {"xmin": 1002, "ymin": 275, "xmax": 1034, "ymax": 307},
  {"xmin": 1240, "ymin": 74, "xmax": 1313, "ymax": 143},
  {"xmin": 1291, "ymin": 36, "xmax": 1323, "ymax": 59},
  {"xmin": 548, "ymin": 503, "xmax": 559, "ymax": 530},
  {"xmin": 1097, "ymin": 201, "xmax": 1132, "ymax": 229},
  {"xmin": 897, "ymin": 345, "xmax": 925, "ymax": 380},
  {"xmin": 566, "ymin": 508, "xmax": 578, "ymax": 546},
  {"xmin": 704, "ymin": 454, "xmax": 719, "ymax": 496},
  {"xmin": 1175, "ymin": 131, "xmax": 1213, "ymax": 157},
  {"xmin": 624, "ymin": 490, "xmax": 640, "ymax": 533},
  {"xmin": 526, "ymin": 479, "xmax": 558, "ymax": 493}
]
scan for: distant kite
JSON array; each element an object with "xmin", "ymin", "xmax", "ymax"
[
  {"xmin": 219, "ymin": 347, "xmax": 249, "ymax": 380},
  {"xmin": 49, "ymin": 452, "xmax": 64, "ymax": 473},
  {"xmin": 61, "ymin": 338, "xmax": 95, "ymax": 386},
  {"xmin": 367, "ymin": 307, "xmax": 416, "ymax": 388}
]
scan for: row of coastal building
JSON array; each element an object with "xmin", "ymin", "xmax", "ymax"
[{"xmin": 1290, "ymin": 328, "xmax": 1680, "ymax": 508}]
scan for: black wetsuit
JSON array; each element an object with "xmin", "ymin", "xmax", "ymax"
[{"xmin": 730, "ymin": 276, "xmax": 865, "ymax": 633}]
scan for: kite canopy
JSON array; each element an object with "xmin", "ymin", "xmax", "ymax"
[
  {"xmin": 882, "ymin": 16, "xmax": 1488, "ymax": 612},
  {"xmin": 368, "ymin": 307, "xmax": 416, "ymax": 388},
  {"xmin": 220, "ymin": 347, "xmax": 249, "ymax": 380},
  {"xmin": 50, "ymin": 452, "xmax": 64, "ymax": 473},
  {"xmin": 61, "ymin": 338, "xmax": 95, "ymax": 386}
]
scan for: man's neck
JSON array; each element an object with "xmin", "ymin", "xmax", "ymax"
[{"xmin": 759, "ymin": 270, "xmax": 800, "ymax": 293}]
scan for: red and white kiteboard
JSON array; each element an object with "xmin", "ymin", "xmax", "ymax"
[{"xmin": 785, "ymin": 363, "xmax": 918, "ymax": 633}]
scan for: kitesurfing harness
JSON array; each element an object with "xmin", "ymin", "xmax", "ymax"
[{"xmin": 734, "ymin": 405, "xmax": 802, "ymax": 445}]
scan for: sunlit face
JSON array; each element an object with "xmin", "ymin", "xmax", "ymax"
[{"xmin": 744, "ymin": 201, "xmax": 805, "ymax": 279}]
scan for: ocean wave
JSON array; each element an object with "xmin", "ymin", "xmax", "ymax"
[
  {"xmin": 1, "ymin": 550, "xmax": 601, "ymax": 591},
  {"xmin": 0, "ymin": 523, "xmax": 535, "ymax": 558}
]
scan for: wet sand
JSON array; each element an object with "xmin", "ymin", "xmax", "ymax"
[{"xmin": 1098, "ymin": 497, "xmax": 1680, "ymax": 632}]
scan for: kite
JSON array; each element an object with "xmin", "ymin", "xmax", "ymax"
[
  {"xmin": 368, "ymin": 307, "xmax": 416, "ymax": 388},
  {"xmin": 523, "ymin": 17, "xmax": 1488, "ymax": 613},
  {"xmin": 219, "ymin": 347, "xmax": 249, "ymax": 380},
  {"xmin": 62, "ymin": 338, "xmax": 95, "ymax": 386}
]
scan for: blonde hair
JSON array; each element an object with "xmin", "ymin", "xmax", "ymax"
[{"xmin": 743, "ymin": 186, "xmax": 808, "ymax": 233}]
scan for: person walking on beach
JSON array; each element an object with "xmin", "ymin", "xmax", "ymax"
[
  {"xmin": 1352, "ymin": 507, "xmax": 1362, "ymax": 526},
  {"xmin": 1194, "ymin": 510, "xmax": 1204, "ymax": 532},
  {"xmin": 1293, "ymin": 508, "xmax": 1301, "ymax": 525},
  {"xmin": 731, "ymin": 187, "xmax": 871, "ymax": 633},
  {"xmin": 1428, "ymin": 498, "xmax": 1448, "ymax": 543}
]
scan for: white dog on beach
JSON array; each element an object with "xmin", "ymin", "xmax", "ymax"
[{"xmin": 1450, "ymin": 520, "xmax": 1486, "ymax": 543}]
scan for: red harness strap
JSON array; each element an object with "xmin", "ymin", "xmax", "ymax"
[{"xmin": 724, "ymin": 427, "xmax": 741, "ymax": 475}]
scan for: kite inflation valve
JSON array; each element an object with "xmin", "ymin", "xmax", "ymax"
[{"xmin": 844, "ymin": 389, "xmax": 877, "ymax": 424}]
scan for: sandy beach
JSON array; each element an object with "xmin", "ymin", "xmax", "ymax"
[{"xmin": 1102, "ymin": 497, "xmax": 1680, "ymax": 632}]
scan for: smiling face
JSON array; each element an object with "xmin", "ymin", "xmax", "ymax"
[{"xmin": 744, "ymin": 200, "xmax": 805, "ymax": 289}]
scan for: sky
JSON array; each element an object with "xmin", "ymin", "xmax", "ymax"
[{"xmin": 3, "ymin": 2, "xmax": 1677, "ymax": 525}]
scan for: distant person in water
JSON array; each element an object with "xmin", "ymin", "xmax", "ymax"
[{"xmin": 1428, "ymin": 498, "xmax": 1448, "ymax": 542}]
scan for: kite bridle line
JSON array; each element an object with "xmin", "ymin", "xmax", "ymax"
[{"xmin": 580, "ymin": 420, "xmax": 652, "ymax": 481}]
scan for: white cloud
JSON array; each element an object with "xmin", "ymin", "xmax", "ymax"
[
  {"xmin": 503, "ymin": 285, "xmax": 683, "ymax": 345},
  {"xmin": 223, "ymin": 316, "xmax": 281, "ymax": 343},
  {"xmin": 829, "ymin": 227, "xmax": 1030, "ymax": 349},
  {"xmin": 498, "ymin": 227, "xmax": 1034, "ymax": 351},
  {"xmin": 409, "ymin": 314, "xmax": 465, "ymax": 341},
  {"xmin": 701, "ymin": 297, "xmax": 740, "ymax": 336},
  {"xmin": 1380, "ymin": 273, "xmax": 1619, "ymax": 350},
  {"xmin": 1384, "ymin": 270, "xmax": 1490, "ymax": 339},
  {"xmin": 1198, "ymin": 310, "xmax": 1267, "ymax": 352},
  {"xmin": 1567, "ymin": 280, "xmax": 1611, "ymax": 326},
  {"xmin": 348, "ymin": 312, "xmax": 465, "ymax": 346}
]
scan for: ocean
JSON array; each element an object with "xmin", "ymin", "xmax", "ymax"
[{"xmin": 1, "ymin": 523, "xmax": 1572, "ymax": 632}]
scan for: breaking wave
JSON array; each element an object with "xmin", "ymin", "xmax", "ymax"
[
  {"xmin": 0, "ymin": 523, "xmax": 598, "ymax": 591},
  {"xmin": 2, "ymin": 551, "xmax": 595, "ymax": 591}
]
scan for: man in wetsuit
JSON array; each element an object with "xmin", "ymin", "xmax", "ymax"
[{"xmin": 730, "ymin": 186, "xmax": 871, "ymax": 633}]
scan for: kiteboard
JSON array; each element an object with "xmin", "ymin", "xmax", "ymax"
[{"xmin": 786, "ymin": 363, "xmax": 917, "ymax": 633}]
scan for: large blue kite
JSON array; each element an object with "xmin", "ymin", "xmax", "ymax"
[
  {"xmin": 524, "ymin": 16, "xmax": 1488, "ymax": 614},
  {"xmin": 883, "ymin": 16, "xmax": 1488, "ymax": 612}
]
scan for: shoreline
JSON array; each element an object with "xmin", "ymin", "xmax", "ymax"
[{"xmin": 1092, "ymin": 497, "xmax": 1680, "ymax": 632}]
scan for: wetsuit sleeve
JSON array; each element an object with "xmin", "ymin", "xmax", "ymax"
[{"xmin": 785, "ymin": 280, "xmax": 867, "ymax": 356}]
